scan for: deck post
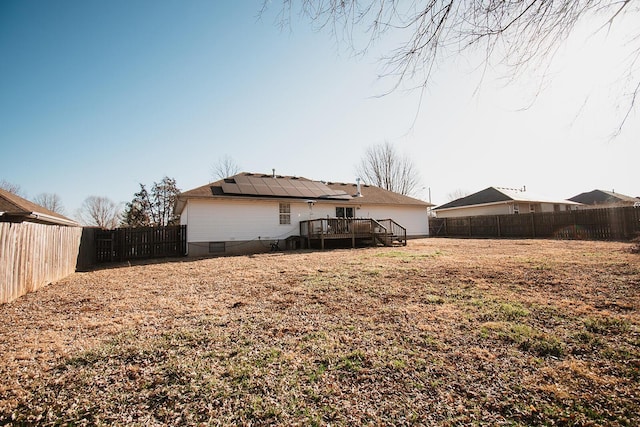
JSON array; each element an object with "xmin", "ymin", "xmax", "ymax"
[
  {"xmin": 370, "ymin": 219, "xmax": 375, "ymax": 247},
  {"xmin": 352, "ymin": 219, "xmax": 355, "ymax": 248},
  {"xmin": 320, "ymin": 219, "xmax": 325, "ymax": 250}
]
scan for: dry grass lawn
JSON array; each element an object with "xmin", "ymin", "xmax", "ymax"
[{"xmin": 1, "ymin": 238, "xmax": 639, "ymax": 426}]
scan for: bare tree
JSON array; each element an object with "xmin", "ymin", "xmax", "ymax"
[
  {"xmin": 447, "ymin": 189, "xmax": 470, "ymax": 202},
  {"xmin": 0, "ymin": 179, "xmax": 25, "ymax": 197},
  {"xmin": 33, "ymin": 193, "xmax": 65, "ymax": 214},
  {"xmin": 268, "ymin": 1, "xmax": 640, "ymax": 133},
  {"xmin": 211, "ymin": 155, "xmax": 241, "ymax": 180},
  {"xmin": 356, "ymin": 141, "xmax": 421, "ymax": 196},
  {"xmin": 76, "ymin": 196, "xmax": 121, "ymax": 229}
]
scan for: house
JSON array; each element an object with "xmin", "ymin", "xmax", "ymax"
[
  {"xmin": 568, "ymin": 189, "xmax": 640, "ymax": 208},
  {"xmin": 433, "ymin": 187, "xmax": 580, "ymax": 218},
  {"xmin": 176, "ymin": 172, "xmax": 432, "ymax": 256},
  {"xmin": 0, "ymin": 188, "xmax": 78, "ymax": 226}
]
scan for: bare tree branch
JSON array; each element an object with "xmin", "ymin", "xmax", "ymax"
[
  {"xmin": 355, "ymin": 141, "xmax": 421, "ymax": 196},
  {"xmin": 211, "ymin": 155, "xmax": 241, "ymax": 180},
  {"xmin": 0, "ymin": 179, "xmax": 25, "ymax": 197},
  {"xmin": 32, "ymin": 193, "xmax": 65, "ymax": 215},
  {"xmin": 76, "ymin": 196, "xmax": 121, "ymax": 229},
  {"xmin": 266, "ymin": 0, "xmax": 640, "ymax": 133}
]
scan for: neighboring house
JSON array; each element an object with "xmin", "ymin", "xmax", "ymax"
[
  {"xmin": 0, "ymin": 188, "xmax": 78, "ymax": 226},
  {"xmin": 569, "ymin": 189, "xmax": 640, "ymax": 208},
  {"xmin": 433, "ymin": 187, "xmax": 581, "ymax": 218},
  {"xmin": 176, "ymin": 172, "xmax": 432, "ymax": 256}
]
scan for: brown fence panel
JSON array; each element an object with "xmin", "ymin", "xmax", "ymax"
[
  {"xmin": 431, "ymin": 207, "xmax": 640, "ymax": 241},
  {"xmin": 1, "ymin": 222, "xmax": 82, "ymax": 304},
  {"xmin": 497, "ymin": 214, "xmax": 534, "ymax": 238},
  {"xmin": 429, "ymin": 218, "xmax": 446, "ymax": 236},
  {"xmin": 93, "ymin": 225, "xmax": 187, "ymax": 263},
  {"xmin": 470, "ymin": 215, "xmax": 498, "ymax": 237}
]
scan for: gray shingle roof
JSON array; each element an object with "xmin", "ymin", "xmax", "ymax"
[
  {"xmin": 0, "ymin": 188, "xmax": 78, "ymax": 226},
  {"xmin": 177, "ymin": 172, "xmax": 431, "ymax": 214},
  {"xmin": 435, "ymin": 187, "xmax": 579, "ymax": 210},
  {"xmin": 569, "ymin": 189, "xmax": 640, "ymax": 206}
]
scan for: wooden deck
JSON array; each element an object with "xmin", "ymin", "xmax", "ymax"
[{"xmin": 299, "ymin": 218, "xmax": 406, "ymax": 250}]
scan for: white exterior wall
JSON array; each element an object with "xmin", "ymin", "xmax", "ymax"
[
  {"xmin": 181, "ymin": 198, "xmax": 306, "ymax": 242},
  {"xmin": 181, "ymin": 198, "xmax": 429, "ymax": 250},
  {"xmin": 356, "ymin": 204, "xmax": 428, "ymax": 237},
  {"xmin": 298, "ymin": 202, "xmax": 427, "ymax": 237}
]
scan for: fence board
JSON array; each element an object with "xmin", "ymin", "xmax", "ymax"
[
  {"xmin": 94, "ymin": 225, "xmax": 187, "ymax": 263},
  {"xmin": 0, "ymin": 222, "xmax": 82, "ymax": 304},
  {"xmin": 430, "ymin": 207, "xmax": 640, "ymax": 241}
]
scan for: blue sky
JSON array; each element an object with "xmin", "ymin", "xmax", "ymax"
[{"xmin": 1, "ymin": 1, "xmax": 637, "ymax": 218}]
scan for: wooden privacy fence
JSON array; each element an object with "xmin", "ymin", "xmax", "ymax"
[
  {"xmin": 0, "ymin": 222, "xmax": 82, "ymax": 304},
  {"xmin": 430, "ymin": 206, "xmax": 640, "ymax": 240},
  {"xmin": 91, "ymin": 225, "xmax": 187, "ymax": 263}
]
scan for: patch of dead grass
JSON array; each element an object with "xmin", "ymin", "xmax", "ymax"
[{"xmin": 0, "ymin": 238, "xmax": 639, "ymax": 425}]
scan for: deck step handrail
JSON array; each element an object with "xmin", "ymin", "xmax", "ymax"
[{"xmin": 375, "ymin": 219, "xmax": 407, "ymax": 246}]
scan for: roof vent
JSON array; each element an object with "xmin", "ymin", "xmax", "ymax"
[{"xmin": 355, "ymin": 178, "xmax": 363, "ymax": 197}]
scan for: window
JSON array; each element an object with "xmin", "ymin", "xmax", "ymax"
[
  {"xmin": 279, "ymin": 203, "xmax": 291, "ymax": 224},
  {"xmin": 513, "ymin": 203, "xmax": 519, "ymax": 214},
  {"xmin": 209, "ymin": 242, "xmax": 225, "ymax": 253},
  {"xmin": 335, "ymin": 207, "xmax": 354, "ymax": 218}
]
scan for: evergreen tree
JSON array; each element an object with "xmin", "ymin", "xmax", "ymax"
[{"xmin": 121, "ymin": 177, "xmax": 180, "ymax": 227}]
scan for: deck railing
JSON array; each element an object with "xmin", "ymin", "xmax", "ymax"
[
  {"xmin": 376, "ymin": 219, "xmax": 407, "ymax": 245},
  {"xmin": 299, "ymin": 218, "xmax": 406, "ymax": 249}
]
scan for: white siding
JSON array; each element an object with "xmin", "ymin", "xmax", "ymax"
[
  {"xmin": 298, "ymin": 202, "xmax": 427, "ymax": 236},
  {"xmin": 183, "ymin": 199, "xmax": 429, "ymax": 243},
  {"xmin": 355, "ymin": 205, "xmax": 428, "ymax": 236},
  {"xmin": 183, "ymin": 199, "xmax": 305, "ymax": 242}
]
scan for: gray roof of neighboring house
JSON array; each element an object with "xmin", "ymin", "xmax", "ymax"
[
  {"xmin": 0, "ymin": 188, "xmax": 78, "ymax": 226},
  {"xmin": 177, "ymin": 172, "xmax": 432, "ymax": 214},
  {"xmin": 568, "ymin": 189, "xmax": 640, "ymax": 206},
  {"xmin": 434, "ymin": 187, "xmax": 580, "ymax": 211}
]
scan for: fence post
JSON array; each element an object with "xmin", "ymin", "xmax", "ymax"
[
  {"xmin": 531, "ymin": 213, "xmax": 536, "ymax": 238},
  {"xmin": 621, "ymin": 207, "xmax": 629, "ymax": 239}
]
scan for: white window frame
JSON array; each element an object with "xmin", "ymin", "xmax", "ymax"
[
  {"xmin": 279, "ymin": 203, "xmax": 291, "ymax": 225},
  {"xmin": 335, "ymin": 206, "xmax": 354, "ymax": 218}
]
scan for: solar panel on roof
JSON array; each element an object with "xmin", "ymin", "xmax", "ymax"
[
  {"xmin": 295, "ymin": 180, "xmax": 321, "ymax": 197},
  {"xmin": 266, "ymin": 179, "xmax": 289, "ymax": 197},
  {"xmin": 237, "ymin": 182, "xmax": 258, "ymax": 195},
  {"xmin": 217, "ymin": 174, "xmax": 357, "ymax": 199},
  {"xmin": 250, "ymin": 178, "xmax": 276, "ymax": 196},
  {"xmin": 279, "ymin": 181, "xmax": 306, "ymax": 197},
  {"xmin": 220, "ymin": 182, "xmax": 241, "ymax": 194}
]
